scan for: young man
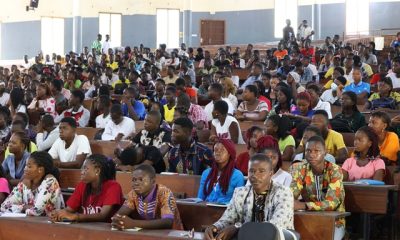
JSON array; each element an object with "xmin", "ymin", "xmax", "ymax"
[
  {"xmin": 101, "ymin": 104, "xmax": 135, "ymax": 141},
  {"xmin": 95, "ymin": 95, "xmax": 112, "ymax": 129},
  {"xmin": 166, "ymin": 117, "xmax": 214, "ymax": 175},
  {"xmin": 240, "ymin": 63, "xmax": 263, "ymax": 90},
  {"xmin": 387, "ymin": 56, "xmax": 400, "ymax": 89},
  {"xmin": 291, "ymin": 136, "xmax": 345, "ymax": 240},
  {"xmin": 111, "ymin": 164, "xmax": 183, "ymax": 230},
  {"xmin": 178, "ymin": 59, "xmax": 196, "ymax": 86},
  {"xmin": 176, "ymin": 93, "xmax": 208, "ymax": 130},
  {"xmin": 36, "ymin": 114, "xmax": 60, "ymax": 151},
  {"xmin": 0, "ymin": 82, "xmax": 10, "ymax": 107},
  {"xmin": 204, "ymin": 154, "xmax": 294, "ymax": 240},
  {"xmin": 307, "ymin": 84, "xmax": 332, "ymax": 119},
  {"xmin": 48, "ymin": 117, "xmax": 92, "ymax": 169},
  {"xmin": 176, "ymin": 78, "xmax": 197, "ymax": 104},
  {"xmin": 121, "ymin": 87, "xmax": 146, "ymax": 121},
  {"xmin": 163, "ymin": 65, "xmax": 178, "ymax": 85},
  {"xmin": 102, "ymin": 34, "xmax": 112, "ymax": 54},
  {"xmin": 91, "ymin": 34, "xmax": 102, "ymax": 55},
  {"xmin": 55, "ymin": 90, "xmax": 90, "ymax": 127},
  {"xmin": 310, "ymin": 110, "xmax": 348, "ymax": 163},
  {"xmin": 204, "ymin": 83, "xmax": 235, "ymax": 121}
]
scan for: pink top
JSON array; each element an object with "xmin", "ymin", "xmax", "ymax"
[
  {"xmin": 0, "ymin": 177, "xmax": 10, "ymax": 194},
  {"xmin": 342, "ymin": 157, "xmax": 385, "ymax": 181}
]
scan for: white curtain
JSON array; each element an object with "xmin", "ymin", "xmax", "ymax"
[
  {"xmin": 157, "ymin": 9, "xmax": 180, "ymax": 49},
  {"xmin": 41, "ymin": 17, "xmax": 65, "ymax": 56},
  {"xmin": 274, "ymin": 0, "xmax": 298, "ymax": 38}
]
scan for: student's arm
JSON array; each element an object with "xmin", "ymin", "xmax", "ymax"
[
  {"xmin": 51, "ymin": 205, "xmax": 116, "ymax": 222},
  {"xmin": 269, "ymin": 188, "xmax": 294, "ymax": 230},
  {"xmin": 112, "ymin": 214, "xmax": 173, "ymax": 230},
  {"xmin": 209, "ymin": 124, "xmax": 218, "ymax": 143},
  {"xmin": 126, "ymin": 101, "xmax": 140, "ymax": 121},
  {"xmin": 228, "ymin": 121, "xmax": 239, "ymax": 144},
  {"xmin": 244, "ymin": 110, "xmax": 267, "ymax": 121},
  {"xmin": 342, "ymin": 169, "xmax": 349, "ymax": 181},
  {"xmin": 0, "ymin": 182, "xmax": 24, "ymax": 213},
  {"xmin": 25, "ymin": 177, "xmax": 61, "ymax": 216},
  {"xmin": 373, "ymin": 169, "xmax": 385, "ymax": 181},
  {"xmin": 101, "ymin": 124, "xmax": 114, "ymax": 141},
  {"xmin": 289, "ymin": 164, "xmax": 304, "ymax": 200},
  {"xmin": 336, "ymin": 148, "xmax": 348, "ymax": 164},
  {"xmin": 197, "ymin": 170, "xmax": 208, "ymax": 200},
  {"xmin": 36, "ymin": 131, "xmax": 59, "ymax": 151},
  {"xmin": 282, "ymin": 145, "xmax": 295, "ymax": 162},
  {"xmin": 56, "ymin": 154, "xmax": 87, "ymax": 169}
]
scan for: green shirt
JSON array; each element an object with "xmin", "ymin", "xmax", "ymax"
[
  {"xmin": 278, "ymin": 135, "xmax": 295, "ymax": 153},
  {"xmin": 91, "ymin": 40, "xmax": 102, "ymax": 54},
  {"xmin": 64, "ymin": 79, "xmax": 82, "ymax": 90}
]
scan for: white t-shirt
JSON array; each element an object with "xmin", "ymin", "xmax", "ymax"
[
  {"xmin": 313, "ymin": 99, "xmax": 332, "ymax": 119},
  {"xmin": 102, "ymin": 40, "xmax": 112, "ymax": 54},
  {"xmin": 272, "ymin": 169, "xmax": 292, "ymax": 187},
  {"xmin": 48, "ymin": 135, "xmax": 92, "ymax": 163},
  {"xmin": 95, "ymin": 113, "xmax": 112, "ymax": 129},
  {"xmin": 36, "ymin": 127, "xmax": 60, "ymax": 151},
  {"xmin": 211, "ymin": 115, "xmax": 245, "ymax": 144},
  {"xmin": 231, "ymin": 75, "xmax": 240, "ymax": 87},
  {"xmin": 320, "ymin": 89, "xmax": 338, "ymax": 104},
  {"xmin": 204, "ymin": 98, "xmax": 235, "ymax": 121},
  {"xmin": 0, "ymin": 93, "xmax": 10, "ymax": 107},
  {"xmin": 387, "ymin": 72, "xmax": 400, "ymax": 89},
  {"xmin": 101, "ymin": 117, "xmax": 135, "ymax": 141},
  {"xmin": 100, "ymin": 73, "xmax": 119, "ymax": 86}
]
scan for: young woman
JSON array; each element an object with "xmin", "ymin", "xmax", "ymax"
[
  {"xmin": 1, "ymin": 151, "xmax": 64, "ymax": 215},
  {"xmin": 269, "ymin": 86, "xmax": 295, "ymax": 116},
  {"xmin": 342, "ymin": 126, "xmax": 385, "ymax": 181},
  {"xmin": 367, "ymin": 77, "xmax": 400, "ymax": 110},
  {"xmin": 235, "ymin": 85, "xmax": 268, "ymax": 121},
  {"xmin": 265, "ymin": 115, "xmax": 295, "ymax": 162},
  {"xmin": 50, "ymin": 154, "xmax": 124, "ymax": 222},
  {"xmin": 368, "ymin": 111, "xmax": 400, "ymax": 165},
  {"xmin": 27, "ymin": 83, "xmax": 57, "ymax": 117},
  {"xmin": 259, "ymin": 146, "xmax": 292, "ymax": 187},
  {"xmin": 198, "ymin": 139, "xmax": 244, "ymax": 204},
  {"xmin": 9, "ymin": 88, "xmax": 27, "ymax": 116},
  {"xmin": 210, "ymin": 100, "xmax": 245, "ymax": 144},
  {"xmin": 0, "ymin": 166, "xmax": 10, "ymax": 205},
  {"xmin": 254, "ymin": 80, "xmax": 272, "ymax": 111},
  {"xmin": 235, "ymin": 126, "xmax": 264, "ymax": 175},
  {"xmin": 287, "ymin": 91, "xmax": 314, "ymax": 124},
  {"xmin": 2, "ymin": 131, "xmax": 31, "ymax": 186},
  {"xmin": 220, "ymin": 77, "xmax": 238, "ymax": 109},
  {"xmin": 333, "ymin": 91, "xmax": 366, "ymax": 132}
]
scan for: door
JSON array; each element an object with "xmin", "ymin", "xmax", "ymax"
[{"xmin": 200, "ymin": 20, "xmax": 225, "ymax": 45}]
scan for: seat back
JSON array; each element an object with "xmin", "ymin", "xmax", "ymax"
[{"xmin": 238, "ymin": 222, "xmax": 279, "ymax": 240}]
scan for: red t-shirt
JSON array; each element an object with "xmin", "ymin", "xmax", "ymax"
[
  {"xmin": 370, "ymin": 73, "xmax": 382, "ymax": 85},
  {"xmin": 185, "ymin": 87, "xmax": 197, "ymax": 98},
  {"xmin": 259, "ymin": 96, "xmax": 272, "ymax": 112},
  {"xmin": 67, "ymin": 180, "xmax": 124, "ymax": 221},
  {"xmin": 235, "ymin": 152, "xmax": 250, "ymax": 176}
]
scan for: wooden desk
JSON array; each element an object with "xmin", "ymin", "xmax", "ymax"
[
  {"xmin": 0, "ymin": 217, "xmax": 203, "ymax": 240},
  {"xmin": 176, "ymin": 201, "xmax": 350, "ymax": 240},
  {"xmin": 76, "ymin": 127, "xmax": 101, "ymax": 140}
]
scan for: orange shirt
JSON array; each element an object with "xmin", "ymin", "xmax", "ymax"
[
  {"xmin": 273, "ymin": 49, "xmax": 288, "ymax": 61},
  {"xmin": 380, "ymin": 131, "xmax": 400, "ymax": 162},
  {"xmin": 185, "ymin": 87, "xmax": 197, "ymax": 98}
]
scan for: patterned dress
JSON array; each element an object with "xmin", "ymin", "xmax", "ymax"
[
  {"xmin": 290, "ymin": 161, "xmax": 346, "ymax": 227},
  {"xmin": 124, "ymin": 184, "xmax": 183, "ymax": 230},
  {"xmin": 0, "ymin": 176, "xmax": 65, "ymax": 216}
]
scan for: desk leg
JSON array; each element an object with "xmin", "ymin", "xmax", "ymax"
[{"xmin": 362, "ymin": 213, "xmax": 370, "ymax": 240}]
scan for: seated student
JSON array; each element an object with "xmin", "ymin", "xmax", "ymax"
[
  {"xmin": 323, "ymin": 66, "xmax": 346, "ymax": 90},
  {"xmin": 36, "ymin": 114, "xmax": 60, "ymax": 151},
  {"xmin": 13, "ymin": 112, "xmax": 37, "ymax": 142},
  {"xmin": 307, "ymin": 84, "xmax": 332, "ymax": 119},
  {"xmin": 368, "ymin": 111, "xmax": 400, "ymax": 164},
  {"xmin": 265, "ymin": 115, "xmax": 295, "ymax": 162},
  {"xmin": 55, "ymin": 90, "xmax": 90, "ymax": 127},
  {"xmin": 367, "ymin": 77, "xmax": 400, "ymax": 110},
  {"xmin": 2, "ymin": 132, "xmax": 31, "ymax": 186},
  {"xmin": 321, "ymin": 76, "xmax": 347, "ymax": 105},
  {"xmin": 342, "ymin": 126, "xmax": 385, "ymax": 181},
  {"xmin": 235, "ymin": 126, "xmax": 264, "ymax": 175},
  {"xmin": 27, "ymin": 83, "xmax": 57, "ymax": 118},
  {"xmin": 198, "ymin": 139, "xmax": 244, "ymax": 204},
  {"xmin": 1, "ymin": 151, "xmax": 64, "ymax": 216},
  {"xmin": 310, "ymin": 110, "xmax": 348, "ymax": 163},
  {"xmin": 220, "ymin": 77, "xmax": 238, "ymax": 110},
  {"xmin": 204, "ymin": 154, "xmax": 294, "ymax": 240},
  {"xmin": 254, "ymin": 81, "xmax": 272, "ymax": 111},
  {"xmin": 64, "ymin": 70, "xmax": 82, "ymax": 90},
  {"xmin": 205, "ymin": 83, "xmax": 235, "ymax": 122},
  {"xmin": 95, "ymin": 95, "xmax": 112, "ymax": 128},
  {"xmin": 0, "ymin": 107, "xmax": 11, "ymax": 142},
  {"xmin": 291, "ymin": 136, "xmax": 346, "ymax": 240},
  {"xmin": 210, "ymin": 100, "xmax": 245, "ymax": 144},
  {"xmin": 198, "ymin": 75, "xmax": 211, "ymax": 103},
  {"xmin": 343, "ymin": 67, "xmax": 370, "ymax": 104},
  {"xmin": 48, "ymin": 117, "xmax": 92, "ymax": 169},
  {"xmin": 370, "ymin": 64, "xmax": 388, "ymax": 86},
  {"xmin": 163, "ymin": 86, "xmax": 177, "ymax": 125},
  {"xmin": 101, "ymin": 104, "xmax": 135, "ymax": 141},
  {"xmin": 175, "ymin": 78, "xmax": 197, "ymax": 104},
  {"xmin": 111, "ymin": 164, "xmax": 183, "ymax": 230},
  {"xmin": 235, "ymin": 85, "xmax": 269, "ymax": 122},
  {"xmin": 387, "ymin": 56, "xmax": 400, "ymax": 89},
  {"xmin": 131, "ymin": 111, "xmax": 171, "ymax": 155},
  {"xmin": 176, "ymin": 93, "xmax": 208, "ymax": 130},
  {"xmin": 0, "ymin": 166, "xmax": 9, "ymax": 205},
  {"xmin": 4, "ymin": 120, "xmax": 37, "ymax": 159},
  {"xmin": 50, "ymin": 154, "xmax": 123, "ymax": 222},
  {"xmin": 332, "ymin": 91, "xmax": 366, "ymax": 133},
  {"xmin": 269, "ymin": 86, "xmax": 295, "ymax": 116},
  {"xmin": 121, "ymin": 87, "xmax": 146, "ymax": 121},
  {"xmin": 50, "ymin": 79, "xmax": 69, "ymax": 114},
  {"xmin": 166, "ymin": 117, "xmax": 214, "ymax": 175},
  {"xmin": 163, "ymin": 65, "xmax": 179, "ymax": 85},
  {"xmin": 151, "ymin": 79, "xmax": 167, "ymax": 106},
  {"xmin": 9, "ymin": 88, "xmax": 27, "ymax": 116},
  {"xmin": 286, "ymin": 91, "xmax": 314, "ymax": 124},
  {"xmin": 293, "ymin": 125, "xmax": 336, "ymax": 163}
]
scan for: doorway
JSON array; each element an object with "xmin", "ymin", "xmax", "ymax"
[{"xmin": 200, "ymin": 20, "xmax": 225, "ymax": 45}]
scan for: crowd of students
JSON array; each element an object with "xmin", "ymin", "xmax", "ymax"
[{"xmin": 0, "ymin": 28, "xmax": 400, "ymax": 240}]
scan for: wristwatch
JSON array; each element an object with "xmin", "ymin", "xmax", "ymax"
[{"xmin": 234, "ymin": 222, "xmax": 242, "ymax": 229}]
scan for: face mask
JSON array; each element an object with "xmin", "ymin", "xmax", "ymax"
[{"xmin": 331, "ymin": 83, "xmax": 338, "ymax": 91}]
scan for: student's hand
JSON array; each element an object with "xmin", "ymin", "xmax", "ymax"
[
  {"xmin": 36, "ymin": 122, "xmax": 44, "ymax": 133},
  {"xmin": 235, "ymin": 115, "xmax": 245, "ymax": 121},
  {"xmin": 209, "ymin": 135, "xmax": 218, "ymax": 143},
  {"xmin": 22, "ymin": 204, "xmax": 33, "ymax": 213},
  {"xmin": 294, "ymin": 200, "xmax": 307, "ymax": 211},
  {"xmin": 53, "ymin": 160, "xmax": 61, "ymax": 168},
  {"xmin": 111, "ymin": 214, "xmax": 136, "ymax": 230},
  {"xmin": 51, "ymin": 210, "xmax": 77, "ymax": 222},
  {"xmin": 214, "ymin": 226, "xmax": 238, "ymax": 240},
  {"xmin": 204, "ymin": 225, "xmax": 219, "ymax": 240},
  {"xmin": 115, "ymin": 133, "xmax": 125, "ymax": 142}
]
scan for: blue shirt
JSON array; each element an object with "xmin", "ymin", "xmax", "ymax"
[
  {"xmin": 344, "ymin": 81, "xmax": 370, "ymax": 95},
  {"xmin": 197, "ymin": 168, "xmax": 245, "ymax": 204},
  {"xmin": 240, "ymin": 75, "xmax": 262, "ymax": 89},
  {"xmin": 291, "ymin": 108, "xmax": 315, "ymax": 118},
  {"xmin": 122, "ymin": 100, "xmax": 146, "ymax": 120},
  {"xmin": 300, "ymin": 67, "xmax": 313, "ymax": 84},
  {"xmin": 2, "ymin": 151, "xmax": 30, "ymax": 179}
]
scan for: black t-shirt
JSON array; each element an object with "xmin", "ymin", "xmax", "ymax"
[{"xmin": 119, "ymin": 145, "xmax": 166, "ymax": 173}]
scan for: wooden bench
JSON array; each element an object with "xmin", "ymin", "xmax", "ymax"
[
  {"xmin": 89, "ymin": 140, "xmax": 131, "ymax": 158},
  {"xmin": 238, "ymin": 121, "xmax": 265, "ymax": 132},
  {"xmin": 76, "ymin": 127, "xmax": 102, "ymax": 140},
  {"xmin": 0, "ymin": 217, "xmax": 202, "ymax": 240},
  {"xmin": 83, "ymin": 99, "xmax": 93, "ymax": 111}
]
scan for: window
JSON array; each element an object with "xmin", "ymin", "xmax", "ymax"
[
  {"xmin": 346, "ymin": 0, "xmax": 369, "ymax": 35},
  {"xmin": 157, "ymin": 9, "xmax": 180, "ymax": 49},
  {"xmin": 99, "ymin": 13, "xmax": 122, "ymax": 48},
  {"xmin": 41, "ymin": 17, "xmax": 64, "ymax": 56},
  {"xmin": 274, "ymin": 0, "xmax": 298, "ymax": 38}
]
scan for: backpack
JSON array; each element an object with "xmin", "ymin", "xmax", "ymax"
[{"xmin": 370, "ymin": 97, "xmax": 397, "ymax": 110}]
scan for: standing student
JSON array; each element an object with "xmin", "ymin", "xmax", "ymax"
[
  {"xmin": 342, "ymin": 126, "xmax": 385, "ymax": 181},
  {"xmin": 1, "ymin": 151, "xmax": 64, "ymax": 216},
  {"xmin": 198, "ymin": 139, "xmax": 244, "ymax": 204},
  {"xmin": 111, "ymin": 164, "xmax": 183, "ymax": 230},
  {"xmin": 50, "ymin": 154, "xmax": 123, "ymax": 222}
]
